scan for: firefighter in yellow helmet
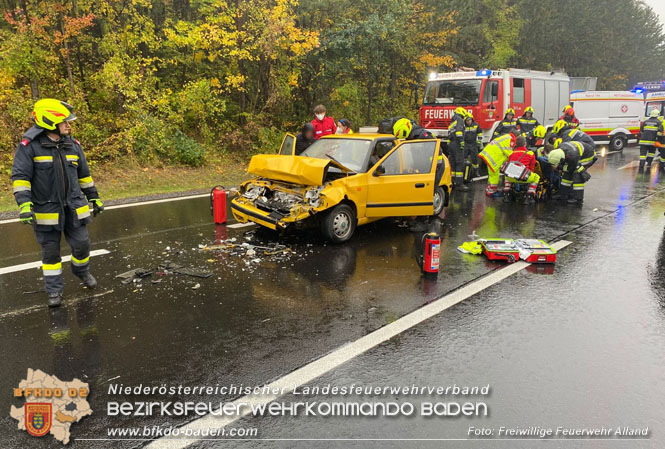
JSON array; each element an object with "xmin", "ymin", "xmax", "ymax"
[
  {"xmin": 517, "ymin": 106, "xmax": 540, "ymax": 145},
  {"xmin": 492, "ymin": 108, "xmax": 518, "ymax": 140},
  {"xmin": 11, "ymin": 99, "xmax": 104, "ymax": 307},
  {"xmin": 542, "ymin": 140, "xmax": 596, "ymax": 204},
  {"xmin": 393, "ymin": 118, "xmax": 434, "ymax": 140},
  {"xmin": 638, "ymin": 107, "xmax": 664, "ymax": 172}
]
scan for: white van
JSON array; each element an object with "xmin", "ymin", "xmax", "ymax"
[
  {"xmin": 570, "ymin": 91, "xmax": 643, "ymax": 151},
  {"xmin": 645, "ymin": 91, "xmax": 665, "ymax": 116}
]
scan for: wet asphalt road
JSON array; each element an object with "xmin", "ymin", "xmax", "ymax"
[{"xmin": 1, "ymin": 145, "xmax": 665, "ymax": 448}]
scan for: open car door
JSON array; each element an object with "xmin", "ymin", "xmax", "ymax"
[
  {"xmin": 365, "ymin": 139, "xmax": 439, "ymax": 217},
  {"xmin": 278, "ymin": 133, "xmax": 296, "ymax": 155}
]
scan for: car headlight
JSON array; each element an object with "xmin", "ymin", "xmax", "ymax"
[
  {"xmin": 243, "ymin": 185, "xmax": 265, "ymax": 200},
  {"xmin": 305, "ymin": 187, "xmax": 324, "ymax": 207}
]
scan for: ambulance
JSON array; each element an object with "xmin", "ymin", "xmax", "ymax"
[
  {"xmin": 569, "ymin": 91, "xmax": 643, "ymax": 152},
  {"xmin": 419, "ymin": 68, "xmax": 570, "ymax": 143},
  {"xmin": 645, "ymin": 91, "xmax": 665, "ymax": 116}
]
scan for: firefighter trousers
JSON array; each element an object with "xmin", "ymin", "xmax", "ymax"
[
  {"xmin": 559, "ymin": 169, "xmax": 586, "ymax": 201},
  {"xmin": 35, "ymin": 208, "xmax": 91, "ymax": 294},
  {"xmin": 639, "ymin": 145, "xmax": 656, "ymax": 168},
  {"xmin": 448, "ymin": 141, "xmax": 465, "ymax": 186},
  {"xmin": 464, "ymin": 143, "xmax": 479, "ymax": 178}
]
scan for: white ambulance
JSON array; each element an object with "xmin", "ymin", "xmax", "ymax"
[
  {"xmin": 645, "ymin": 91, "xmax": 665, "ymax": 116},
  {"xmin": 569, "ymin": 91, "xmax": 644, "ymax": 151}
]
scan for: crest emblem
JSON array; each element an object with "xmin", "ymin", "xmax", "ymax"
[{"xmin": 25, "ymin": 403, "xmax": 52, "ymax": 437}]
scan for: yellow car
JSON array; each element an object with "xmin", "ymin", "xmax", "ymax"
[{"xmin": 231, "ymin": 133, "xmax": 452, "ymax": 243}]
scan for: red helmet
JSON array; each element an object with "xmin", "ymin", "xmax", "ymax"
[{"xmin": 564, "ymin": 107, "xmax": 575, "ymax": 117}]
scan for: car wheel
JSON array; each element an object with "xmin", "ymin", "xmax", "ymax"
[
  {"xmin": 433, "ymin": 186, "xmax": 445, "ymax": 216},
  {"xmin": 609, "ymin": 134, "xmax": 626, "ymax": 152},
  {"xmin": 321, "ymin": 204, "xmax": 356, "ymax": 243}
]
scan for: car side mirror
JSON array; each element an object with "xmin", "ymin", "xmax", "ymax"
[{"xmin": 373, "ymin": 165, "xmax": 385, "ymax": 177}]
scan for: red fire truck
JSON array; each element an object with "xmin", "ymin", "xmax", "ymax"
[{"xmin": 419, "ymin": 68, "xmax": 570, "ymax": 143}]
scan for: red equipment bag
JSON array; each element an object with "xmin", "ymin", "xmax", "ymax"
[{"xmin": 515, "ymin": 239, "xmax": 557, "ymax": 264}]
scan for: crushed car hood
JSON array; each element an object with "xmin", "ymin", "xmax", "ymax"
[{"xmin": 248, "ymin": 155, "xmax": 344, "ymax": 186}]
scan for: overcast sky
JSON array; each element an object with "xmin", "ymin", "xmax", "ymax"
[{"xmin": 643, "ymin": 0, "xmax": 665, "ymax": 26}]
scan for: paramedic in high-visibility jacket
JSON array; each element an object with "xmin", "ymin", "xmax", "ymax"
[
  {"xmin": 638, "ymin": 108, "xmax": 664, "ymax": 173},
  {"xmin": 478, "ymin": 132, "xmax": 516, "ymax": 197},
  {"xmin": 11, "ymin": 99, "xmax": 104, "ymax": 307},
  {"xmin": 545, "ymin": 140, "xmax": 596, "ymax": 204}
]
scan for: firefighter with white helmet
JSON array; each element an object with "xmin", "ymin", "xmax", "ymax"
[
  {"xmin": 638, "ymin": 108, "xmax": 664, "ymax": 173},
  {"xmin": 543, "ymin": 139, "xmax": 596, "ymax": 204}
]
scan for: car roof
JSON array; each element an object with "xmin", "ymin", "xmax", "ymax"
[{"xmin": 320, "ymin": 133, "xmax": 394, "ymax": 140}]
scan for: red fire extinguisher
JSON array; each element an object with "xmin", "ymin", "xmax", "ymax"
[
  {"xmin": 210, "ymin": 185, "xmax": 227, "ymax": 224},
  {"xmin": 420, "ymin": 232, "xmax": 441, "ymax": 276}
]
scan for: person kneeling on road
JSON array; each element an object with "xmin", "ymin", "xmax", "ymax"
[
  {"xmin": 12, "ymin": 99, "xmax": 103, "ymax": 308},
  {"xmin": 479, "ymin": 132, "xmax": 517, "ymax": 197},
  {"xmin": 543, "ymin": 140, "xmax": 596, "ymax": 205},
  {"xmin": 502, "ymin": 136, "xmax": 540, "ymax": 204}
]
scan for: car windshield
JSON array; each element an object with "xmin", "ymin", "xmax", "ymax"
[
  {"xmin": 300, "ymin": 138, "xmax": 372, "ymax": 173},
  {"xmin": 423, "ymin": 80, "xmax": 482, "ymax": 105}
]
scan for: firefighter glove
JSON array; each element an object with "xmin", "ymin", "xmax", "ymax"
[
  {"xmin": 91, "ymin": 198, "xmax": 104, "ymax": 216},
  {"xmin": 19, "ymin": 202, "xmax": 34, "ymax": 225}
]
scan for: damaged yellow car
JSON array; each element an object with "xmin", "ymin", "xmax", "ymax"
[{"xmin": 231, "ymin": 134, "xmax": 452, "ymax": 243}]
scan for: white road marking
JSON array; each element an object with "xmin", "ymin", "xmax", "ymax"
[
  {"xmin": 0, "ymin": 249, "xmax": 110, "ymax": 276},
  {"xmin": 0, "ymin": 193, "xmax": 210, "ymax": 225},
  {"xmin": 146, "ymin": 240, "xmax": 571, "ymax": 449},
  {"xmin": 617, "ymin": 160, "xmax": 641, "ymax": 170},
  {"xmin": 228, "ymin": 222, "xmax": 255, "ymax": 229}
]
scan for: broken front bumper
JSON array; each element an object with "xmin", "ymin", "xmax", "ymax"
[{"xmin": 231, "ymin": 199, "xmax": 285, "ymax": 231}]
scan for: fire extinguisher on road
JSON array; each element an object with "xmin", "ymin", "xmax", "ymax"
[
  {"xmin": 418, "ymin": 232, "xmax": 441, "ymax": 277},
  {"xmin": 210, "ymin": 185, "xmax": 227, "ymax": 224}
]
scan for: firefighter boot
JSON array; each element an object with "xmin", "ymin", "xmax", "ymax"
[
  {"xmin": 456, "ymin": 183, "xmax": 470, "ymax": 192},
  {"xmin": 48, "ymin": 292, "xmax": 63, "ymax": 308},
  {"xmin": 81, "ymin": 273, "xmax": 97, "ymax": 289},
  {"xmin": 638, "ymin": 160, "xmax": 645, "ymax": 173}
]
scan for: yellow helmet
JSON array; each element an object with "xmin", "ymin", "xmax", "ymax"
[
  {"xmin": 393, "ymin": 118, "xmax": 412, "ymax": 139},
  {"xmin": 533, "ymin": 125, "xmax": 546, "ymax": 138},
  {"xmin": 454, "ymin": 107, "xmax": 468, "ymax": 117},
  {"xmin": 525, "ymin": 106, "xmax": 534, "ymax": 114},
  {"xmin": 563, "ymin": 104, "xmax": 572, "ymax": 113},
  {"xmin": 33, "ymin": 99, "xmax": 76, "ymax": 130},
  {"xmin": 548, "ymin": 148, "xmax": 565, "ymax": 166},
  {"xmin": 506, "ymin": 108, "xmax": 515, "ymax": 116},
  {"xmin": 552, "ymin": 119, "xmax": 568, "ymax": 135},
  {"xmin": 553, "ymin": 138, "xmax": 562, "ymax": 149}
]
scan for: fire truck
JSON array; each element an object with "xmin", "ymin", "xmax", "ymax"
[{"xmin": 419, "ymin": 68, "xmax": 570, "ymax": 143}]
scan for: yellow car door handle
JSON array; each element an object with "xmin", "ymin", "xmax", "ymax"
[{"xmin": 415, "ymin": 183, "xmax": 425, "ymax": 188}]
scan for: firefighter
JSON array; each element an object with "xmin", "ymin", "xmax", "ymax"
[
  {"xmin": 544, "ymin": 140, "xmax": 596, "ymax": 204},
  {"xmin": 502, "ymin": 135, "xmax": 540, "ymax": 204},
  {"xmin": 517, "ymin": 106, "xmax": 540, "ymax": 142},
  {"xmin": 446, "ymin": 111, "xmax": 467, "ymax": 191},
  {"xmin": 12, "ymin": 99, "xmax": 103, "ymax": 307},
  {"xmin": 560, "ymin": 106, "xmax": 580, "ymax": 129},
  {"xmin": 492, "ymin": 108, "xmax": 518, "ymax": 140},
  {"xmin": 463, "ymin": 113, "xmax": 481, "ymax": 179},
  {"xmin": 559, "ymin": 125, "xmax": 596, "ymax": 151},
  {"xmin": 479, "ymin": 132, "xmax": 516, "ymax": 197},
  {"xmin": 638, "ymin": 108, "xmax": 664, "ymax": 172},
  {"xmin": 392, "ymin": 118, "xmax": 435, "ymax": 141}
]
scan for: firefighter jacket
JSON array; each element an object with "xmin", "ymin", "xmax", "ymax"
[
  {"xmin": 447, "ymin": 117, "xmax": 464, "ymax": 144},
  {"xmin": 558, "ymin": 141, "xmax": 596, "ymax": 171},
  {"xmin": 492, "ymin": 115, "xmax": 518, "ymax": 139},
  {"xmin": 479, "ymin": 133, "xmax": 515, "ymax": 173},
  {"xmin": 517, "ymin": 114, "xmax": 540, "ymax": 135},
  {"xmin": 639, "ymin": 116, "xmax": 663, "ymax": 145},
  {"xmin": 560, "ymin": 128, "xmax": 596, "ymax": 150},
  {"xmin": 463, "ymin": 120, "xmax": 480, "ymax": 145},
  {"xmin": 559, "ymin": 114, "xmax": 580, "ymax": 129},
  {"xmin": 407, "ymin": 121, "xmax": 435, "ymax": 140},
  {"xmin": 12, "ymin": 126, "xmax": 99, "ymax": 231}
]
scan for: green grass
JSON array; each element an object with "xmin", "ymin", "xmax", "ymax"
[{"xmin": 0, "ymin": 157, "xmax": 249, "ymax": 213}]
